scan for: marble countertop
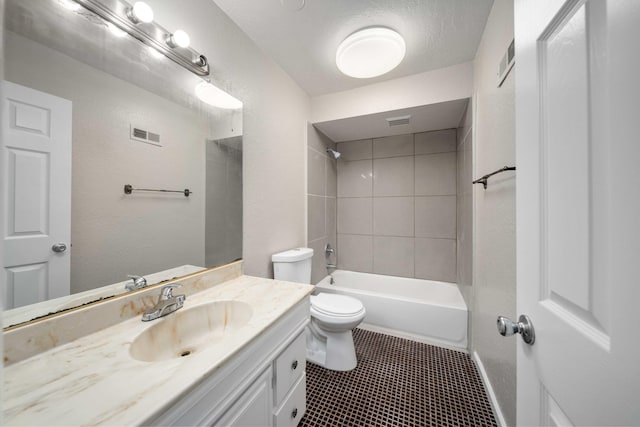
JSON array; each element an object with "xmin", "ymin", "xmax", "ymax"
[{"xmin": 3, "ymin": 275, "xmax": 313, "ymax": 426}]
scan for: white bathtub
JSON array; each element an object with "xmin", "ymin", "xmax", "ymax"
[{"xmin": 316, "ymin": 270, "xmax": 468, "ymax": 349}]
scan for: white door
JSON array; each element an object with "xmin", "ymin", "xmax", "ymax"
[
  {"xmin": 1, "ymin": 81, "xmax": 72, "ymax": 309},
  {"xmin": 515, "ymin": 0, "xmax": 640, "ymax": 425}
]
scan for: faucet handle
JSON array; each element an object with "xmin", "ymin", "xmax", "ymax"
[
  {"xmin": 126, "ymin": 275, "xmax": 147, "ymax": 291},
  {"xmin": 160, "ymin": 283, "xmax": 182, "ymax": 300}
]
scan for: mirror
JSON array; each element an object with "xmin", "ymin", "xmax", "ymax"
[{"xmin": 2, "ymin": 0, "xmax": 243, "ymax": 327}]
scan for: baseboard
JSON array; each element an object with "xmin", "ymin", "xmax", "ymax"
[
  {"xmin": 358, "ymin": 323, "xmax": 468, "ymax": 354},
  {"xmin": 472, "ymin": 351, "xmax": 508, "ymax": 427}
]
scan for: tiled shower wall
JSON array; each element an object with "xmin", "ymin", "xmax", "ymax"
[
  {"xmin": 336, "ymin": 130, "xmax": 457, "ymax": 282},
  {"xmin": 457, "ymin": 103, "xmax": 473, "ymax": 303},
  {"xmin": 307, "ymin": 124, "xmax": 338, "ymax": 284}
]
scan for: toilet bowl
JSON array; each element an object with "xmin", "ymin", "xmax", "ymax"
[
  {"xmin": 271, "ymin": 248, "xmax": 366, "ymax": 371},
  {"xmin": 307, "ymin": 293, "xmax": 366, "ymax": 371}
]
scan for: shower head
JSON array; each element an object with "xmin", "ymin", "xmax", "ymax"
[{"xmin": 326, "ymin": 148, "xmax": 341, "ymax": 160}]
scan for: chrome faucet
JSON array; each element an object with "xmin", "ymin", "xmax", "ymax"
[
  {"xmin": 126, "ymin": 275, "xmax": 147, "ymax": 291},
  {"xmin": 324, "ymin": 243, "xmax": 335, "ymax": 257},
  {"xmin": 326, "ymin": 264, "xmax": 337, "ymax": 284},
  {"xmin": 325, "ymin": 244, "xmax": 337, "ymax": 284},
  {"xmin": 141, "ymin": 284, "xmax": 186, "ymax": 322}
]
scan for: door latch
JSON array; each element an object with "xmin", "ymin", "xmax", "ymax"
[{"xmin": 497, "ymin": 314, "xmax": 535, "ymax": 345}]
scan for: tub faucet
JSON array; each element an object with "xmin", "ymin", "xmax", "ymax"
[
  {"xmin": 325, "ymin": 243, "xmax": 335, "ymax": 257},
  {"xmin": 126, "ymin": 275, "xmax": 147, "ymax": 291},
  {"xmin": 141, "ymin": 284, "xmax": 186, "ymax": 322},
  {"xmin": 326, "ymin": 263, "xmax": 337, "ymax": 285}
]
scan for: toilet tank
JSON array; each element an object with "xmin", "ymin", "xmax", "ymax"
[{"xmin": 272, "ymin": 248, "xmax": 314, "ymax": 284}]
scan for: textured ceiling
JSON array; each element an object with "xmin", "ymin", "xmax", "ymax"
[{"xmin": 213, "ymin": 0, "xmax": 494, "ymax": 96}]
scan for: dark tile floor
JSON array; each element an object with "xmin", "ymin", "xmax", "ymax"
[{"xmin": 300, "ymin": 329, "xmax": 497, "ymax": 427}]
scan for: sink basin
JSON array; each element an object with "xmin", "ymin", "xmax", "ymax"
[{"xmin": 129, "ymin": 300, "xmax": 253, "ymax": 362}]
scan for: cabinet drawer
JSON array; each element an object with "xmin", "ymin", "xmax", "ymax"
[
  {"xmin": 274, "ymin": 374, "xmax": 306, "ymax": 427},
  {"xmin": 275, "ymin": 331, "xmax": 306, "ymax": 403}
]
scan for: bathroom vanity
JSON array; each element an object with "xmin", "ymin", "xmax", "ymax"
[
  {"xmin": 149, "ymin": 299, "xmax": 309, "ymax": 426},
  {"xmin": 3, "ymin": 262, "xmax": 313, "ymax": 426}
]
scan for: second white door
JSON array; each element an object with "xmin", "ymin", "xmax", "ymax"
[{"xmin": 2, "ymin": 80, "xmax": 72, "ymax": 310}]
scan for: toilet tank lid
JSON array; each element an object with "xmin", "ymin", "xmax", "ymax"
[{"xmin": 272, "ymin": 247, "xmax": 314, "ymax": 262}]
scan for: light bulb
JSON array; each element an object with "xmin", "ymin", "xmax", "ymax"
[
  {"xmin": 168, "ymin": 30, "xmax": 190, "ymax": 48},
  {"xmin": 128, "ymin": 2, "xmax": 154, "ymax": 24}
]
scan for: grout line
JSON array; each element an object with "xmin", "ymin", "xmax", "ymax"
[{"xmin": 337, "ymin": 233, "xmax": 456, "ymax": 241}]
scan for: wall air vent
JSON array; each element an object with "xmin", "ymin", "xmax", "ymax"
[
  {"xmin": 130, "ymin": 124, "xmax": 161, "ymax": 147},
  {"xmin": 497, "ymin": 39, "xmax": 515, "ymax": 88},
  {"xmin": 386, "ymin": 115, "xmax": 411, "ymax": 126}
]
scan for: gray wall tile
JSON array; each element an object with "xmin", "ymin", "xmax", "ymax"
[
  {"xmin": 337, "ymin": 234, "xmax": 373, "ymax": 273},
  {"xmin": 373, "ymin": 236, "xmax": 415, "ymax": 277},
  {"xmin": 337, "ymin": 139, "xmax": 372, "ymax": 161},
  {"xmin": 373, "ymin": 197, "xmax": 414, "ymax": 237},
  {"xmin": 308, "ymin": 147, "xmax": 325, "ymax": 196},
  {"xmin": 334, "ymin": 131, "xmax": 458, "ymax": 281},
  {"xmin": 415, "ymin": 238, "xmax": 457, "ymax": 282},
  {"xmin": 337, "ymin": 197, "xmax": 372, "ymax": 235},
  {"xmin": 338, "ymin": 159, "xmax": 373, "ymax": 197},
  {"xmin": 415, "ymin": 129, "xmax": 457, "ymax": 154},
  {"xmin": 373, "ymin": 134, "xmax": 414, "ymax": 158},
  {"xmin": 415, "ymin": 152, "xmax": 457, "ymax": 196},
  {"xmin": 415, "ymin": 196, "xmax": 456, "ymax": 238},
  {"xmin": 373, "ymin": 156, "xmax": 414, "ymax": 196},
  {"xmin": 308, "ymin": 195, "xmax": 325, "ymax": 241}
]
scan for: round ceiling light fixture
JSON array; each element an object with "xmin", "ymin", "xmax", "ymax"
[
  {"xmin": 195, "ymin": 81, "xmax": 243, "ymax": 110},
  {"xmin": 336, "ymin": 27, "xmax": 406, "ymax": 79}
]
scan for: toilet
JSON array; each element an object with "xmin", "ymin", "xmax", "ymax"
[{"xmin": 272, "ymin": 248, "xmax": 365, "ymax": 371}]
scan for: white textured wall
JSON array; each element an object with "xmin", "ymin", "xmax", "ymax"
[
  {"xmin": 471, "ymin": 0, "xmax": 516, "ymax": 425},
  {"xmin": 5, "ymin": 32, "xmax": 208, "ymax": 293},
  {"xmin": 311, "ymin": 62, "xmax": 473, "ymax": 124},
  {"xmin": 149, "ymin": 0, "xmax": 311, "ymax": 278}
]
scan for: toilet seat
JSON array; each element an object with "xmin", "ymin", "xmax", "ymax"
[{"xmin": 311, "ymin": 293, "xmax": 365, "ymax": 317}]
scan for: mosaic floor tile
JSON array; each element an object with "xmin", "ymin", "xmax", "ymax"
[{"xmin": 300, "ymin": 329, "xmax": 497, "ymax": 427}]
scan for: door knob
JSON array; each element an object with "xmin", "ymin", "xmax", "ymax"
[
  {"xmin": 497, "ymin": 314, "xmax": 535, "ymax": 345},
  {"xmin": 52, "ymin": 243, "xmax": 67, "ymax": 253}
]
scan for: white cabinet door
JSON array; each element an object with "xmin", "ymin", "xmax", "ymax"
[
  {"xmin": 213, "ymin": 368, "xmax": 273, "ymax": 427},
  {"xmin": 515, "ymin": 1, "xmax": 640, "ymax": 425},
  {"xmin": 1, "ymin": 81, "xmax": 72, "ymax": 309}
]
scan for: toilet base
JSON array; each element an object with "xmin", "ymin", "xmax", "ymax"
[{"xmin": 306, "ymin": 320, "xmax": 358, "ymax": 371}]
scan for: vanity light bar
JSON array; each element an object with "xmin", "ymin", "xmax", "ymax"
[{"xmin": 72, "ymin": 0, "xmax": 210, "ymax": 76}]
